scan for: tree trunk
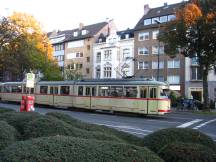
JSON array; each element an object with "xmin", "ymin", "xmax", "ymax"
[{"xmin": 202, "ymin": 66, "xmax": 209, "ymax": 110}]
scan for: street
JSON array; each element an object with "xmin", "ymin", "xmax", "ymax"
[{"xmin": 0, "ymin": 102, "xmax": 216, "ymax": 141}]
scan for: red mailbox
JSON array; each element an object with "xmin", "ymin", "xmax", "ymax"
[
  {"xmin": 20, "ymin": 96, "xmax": 26, "ymax": 112},
  {"xmin": 20, "ymin": 96, "xmax": 35, "ymax": 112},
  {"xmin": 26, "ymin": 96, "xmax": 35, "ymax": 112}
]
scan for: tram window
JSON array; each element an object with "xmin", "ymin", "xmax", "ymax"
[
  {"xmin": 23, "ymin": 86, "xmax": 34, "ymax": 94},
  {"xmin": 110, "ymin": 86, "xmax": 123, "ymax": 97},
  {"xmin": 125, "ymin": 87, "xmax": 137, "ymax": 98},
  {"xmin": 99, "ymin": 86, "xmax": 109, "ymax": 96},
  {"xmin": 160, "ymin": 89, "xmax": 168, "ymax": 98},
  {"xmin": 11, "ymin": 86, "xmax": 22, "ymax": 93},
  {"xmin": 85, "ymin": 87, "xmax": 91, "ymax": 96},
  {"xmin": 40, "ymin": 86, "xmax": 48, "ymax": 94},
  {"xmin": 60, "ymin": 86, "xmax": 69, "ymax": 95},
  {"xmin": 92, "ymin": 87, "xmax": 96, "ymax": 96},
  {"xmin": 140, "ymin": 87, "xmax": 148, "ymax": 98},
  {"xmin": 3, "ymin": 86, "xmax": 10, "ymax": 93},
  {"xmin": 150, "ymin": 88, "xmax": 157, "ymax": 98},
  {"xmin": 50, "ymin": 87, "xmax": 58, "ymax": 94},
  {"xmin": 78, "ymin": 86, "xmax": 83, "ymax": 96}
]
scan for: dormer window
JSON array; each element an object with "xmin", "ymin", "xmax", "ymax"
[
  {"xmin": 152, "ymin": 17, "xmax": 160, "ymax": 24},
  {"xmin": 168, "ymin": 14, "xmax": 176, "ymax": 21},
  {"xmin": 82, "ymin": 30, "xmax": 87, "ymax": 35},
  {"xmin": 74, "ymin": 31, "xmax": 78, "ymax": 37},
  {"xmin": 144, "ymin": 19, "xmax": 151, "ymax": 25},
  {"xmin": 125, "ymin": 34, "xmax": 129, "ymax": 39},
  {"xmin": 98, "ymin": 38, "xmax": 102, "ymax": 43},
  {"xmin": 160, "ymin": 16, "xmax": 168, "ymax": 23}
]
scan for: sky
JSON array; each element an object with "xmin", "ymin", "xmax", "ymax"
[{"xmin": 0, "ymin": 0, "xmax": 184, "ymax": 32}]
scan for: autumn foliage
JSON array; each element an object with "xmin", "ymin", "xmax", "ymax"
[{"xmin": 0, "ymin": 12, "xmax": 62, "ymax": 81}]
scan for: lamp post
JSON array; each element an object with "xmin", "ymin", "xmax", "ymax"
[{"xmin": 154, "ymin": 19, "xmax": 161, "ymax": 81}]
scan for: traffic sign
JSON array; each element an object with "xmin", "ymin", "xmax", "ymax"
[{"xmin": 26, "ymin": 73, "xmax": 35, "ymax": 88}]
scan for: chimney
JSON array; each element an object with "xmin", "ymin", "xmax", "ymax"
[
  {"xmin": 79, "ymin": 23, "xmax": 84, "ymax": 30},
  {"xmin": 144, "ymin": 4, "xmax": 150, "ymax": 15},
  {"xmin": 164, "ymin": 2, "xmax": 168, "ymax": 6}
]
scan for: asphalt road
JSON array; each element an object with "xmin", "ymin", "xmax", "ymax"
[{"xmin": 0, "ymin": 102, "xmax": 216, "ymax": 141}]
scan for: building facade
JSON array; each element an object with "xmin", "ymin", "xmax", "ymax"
[
  {"xmin": 92, "ymin": 29, "xmax": 134, "ymax": 79},
  {"xmin": 64, "ymin": 21, "xmax": 117, "ymax": 79},
  {"xmin": 185, "ymin": 57, "xmax": 216, "ymax": 102},
  {"xmin": 134, "ymin": 3, "xmax": 185, "ymax": 94}
]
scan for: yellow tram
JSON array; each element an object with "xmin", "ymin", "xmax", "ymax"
[{"xmin": 0, "ymin": 79, "xmax": 170, "ymax": 115}]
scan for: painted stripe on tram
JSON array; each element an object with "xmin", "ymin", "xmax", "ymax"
[{"xmin": 177, "ymin": 119, "xmax": 203, "ymax": 128}]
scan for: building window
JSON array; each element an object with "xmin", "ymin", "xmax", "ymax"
[
  {"xmin": 168, "ymin": 60, "xmax": 180, "ymax": 68},
  {"xmin": 167, "ymin": 75, "xmax": 180, "ymax": 84},
  {"xmin": 138, "ymin": 61, "xmax": 149, "ymax": 69},
  {"xmin": 76, "ymin": 52, "xmax": 83, "ymax": 58},
  {"xmin": 104, "ymin": 50, "xmax": 112, "ymax": 60},
  {"xmin": 191, "ymin": 57, "xmax": 199, "ymax": 65},
  {"xmin": 86, "ymin": 68, "xmax": 90, "ymax": 74},
  {"xmin": 73, "ymin": 31, "xmax": 78, "ymax": 37},
  {"xmin": 87, "ymin": 57, "xmax": 90, "ymax": 62},
  {"xmin": 168, "ymin": 14, "xmax": 176, "ymax": 21},
  {"xmin": 87, "ymin": 45, "xmax": 90, "ymax": 50},
  {"xmin": 144, "ymin": 19, "xmax": 151, "ymax": 25},
  {"xmin": 152, "ymin": 30, "xmax": 159, "ymax": 39},
  {"xmin": 123, "ymin": 48, "xmax": 130, "ymax": 59},
  {"xmin": 191, "ymin": 67, "xmax": 202, "ymax": 80},
  {"xmin": 138, "ymin": 32, "xmax": 149, "ymax": 41},
  {"xmin": 152, "ymin": 17, "xmax": 159, "ymax": 24},
  {"xmin": 125, "ymin": 34, "xmax": 129, "ymax": 39},
  {"xmin": 54, "ymin": 44, "xmax": 64, "ymax": 51},
  {"xmin": 104, "ymin": 63, "xmax": 112, "ymax": 78},
  {"xmin": 152, "ymin": 46, "xmax": 164, "ymax": 54},
  {"xmin": 152, "ymin": 61, "xmax": 164, "ymax": 69},
  {"xmin": 96, "ymin": 52, "xmax": 101, "ymax": 62},
  {"xmin": 160, "ymin": 16, "xmax": 168, "ymax": 23},
  {"xmin": 82, "ymin": 30, "xmax": 87, "ymax": 35},
  {"xmin": 96, "ymin": 66, "xmax": 101, "ymax": 78},
  {"xmin": 138, "ymin": 47, "xmax": 149, "ymax": 55}
]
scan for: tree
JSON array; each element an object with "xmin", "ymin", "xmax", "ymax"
[
  {"xmin": 0, "ymin": 12, "xmax": 62, "ymax": 81},
  {"xmin": 159, "ymin": 0, "xmax": 216, "ymax": 109}
]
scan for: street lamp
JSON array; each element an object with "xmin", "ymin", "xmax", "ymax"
[{"xmin": 154, "ymin": 19, "xmax": 161, "ymax": 81}]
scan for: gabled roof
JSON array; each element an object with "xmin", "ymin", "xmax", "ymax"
[
  {"xmin": 65, "ymin": 22, "xmax": 108, "ymax": 42},
  {"xmin": 134, "ymin": 2, "xmax": 184, "ymax": 31},
  {"xmin": 48, "ymin": 21, "xmax": 108, "ymax": 44}
]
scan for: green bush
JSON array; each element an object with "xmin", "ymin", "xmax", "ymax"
[
  {"xmin": 143, "ymin": 128, "xmax": 216, "ymax": 153},
  {"xmin": 159, "ymin": 142, "xmax": 216, "ymax": 162},
  {"xmin": 0, "ymin": 108, "xmax": 15, "ymax": 114},
  {"xmin": 0, "ymin": 121, "xmax": 18, "ymax": 151},
  {"xmin": 0, "ymin": 111, "xmax": 41, "ymax": 136},
  {"xmin": 46, "ymin": 112, "xmax": 143, "ymax": 146},
  {"xmin": 0, "ymin": 136, "xmax": 164, "ymax": 162},
  {"xmin": 23, "ymin": 115, "xmax": 124, "ymax": 142}
]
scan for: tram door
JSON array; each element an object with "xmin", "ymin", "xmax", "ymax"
[
  {"xmin": 85, "ymin": 86, "xmax": 96, "ymax": 109},
  {"xmin": 50, "ymin": 86, "xmax": 58, "ymax": 105},
  {"xmin": 140, "ymin": 87, "xmax": 148, "ymax": 114},
  {"xmin": 148, "ymin": 87, "xmax": 158, "ymax": 114}
]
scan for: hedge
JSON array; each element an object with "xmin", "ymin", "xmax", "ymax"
[
  {"xmin": 0, "ymin": 121, "xmax": 18, "ymax": 151},
  {"xmin": 0, "ymin": 135, "xmax": 164, "ymax": 162},
  {"xmin": 46, "ymin": 112, "xmax": 143, "ymax": 146},
  {"xmin": 23, "ymin": 115, "xmax": 124, "ymax": 142},
  {"xmin": 143, "ymin": 128, "xmax": 216, "ymax": 153},
  {"xmin": 159, "ymin": 142, "xmax": 216, "ymax": 162},
  {"xmin": 0, "ymin": 108, "xmax": 15, "ymax": 114},
  {"xmin": 0, "ymin": 111, "xmax": 41, "ymax": 136}
]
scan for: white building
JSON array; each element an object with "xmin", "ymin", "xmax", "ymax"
[
  {"xmin": 185, "ymin": 57, "xmax": 216, "ymax": 102},
  {"xmin": 93, "ymin": 29, "xmax": 134, "ymax": 79}
]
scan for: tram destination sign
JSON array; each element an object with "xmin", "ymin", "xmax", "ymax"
[{"xmin": 26, "ymin": 73, "xmax": 35, "ymax": 88}]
